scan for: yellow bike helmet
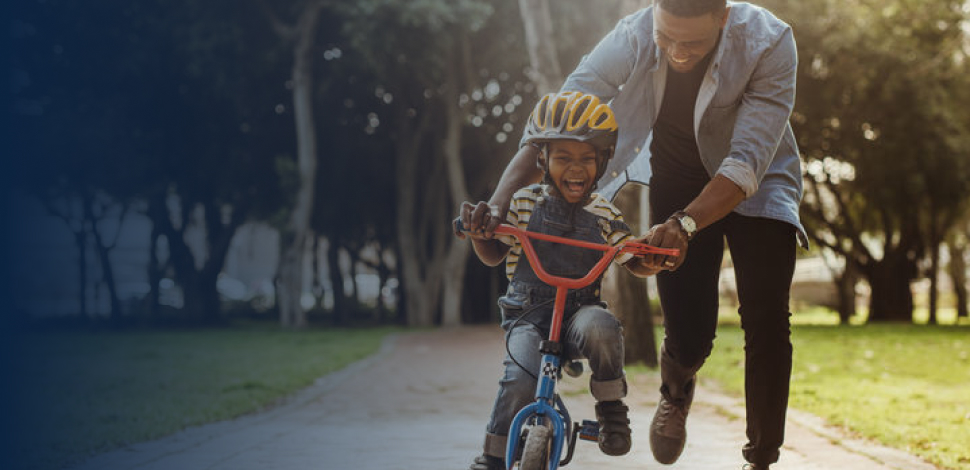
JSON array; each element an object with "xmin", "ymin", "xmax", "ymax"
[{"xmin": 523, "ymin": 91, "xmax": 618, "ymax": 182}]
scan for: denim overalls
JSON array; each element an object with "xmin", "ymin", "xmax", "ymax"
[{"xmin": 482, "ymin": 190, "xmax": 628, "ymax": 457}]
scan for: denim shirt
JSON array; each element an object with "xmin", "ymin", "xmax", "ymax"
[{"xmin": 554, "ymin": 2, "xmax": 807, "ymax": 247}]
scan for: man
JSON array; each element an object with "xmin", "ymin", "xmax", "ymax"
[{"xmin": 462, "ymin": 1, "xmax": 806, "ymax": 468}]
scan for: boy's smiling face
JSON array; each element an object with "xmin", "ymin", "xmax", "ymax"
[{"xmin": 545, "ymin": 140, "xmax": 599, "ymax": 203}]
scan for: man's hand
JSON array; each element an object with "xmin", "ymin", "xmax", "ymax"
[
  {"xmin": 638, "ymin": 219, "xmax": 689, "ymax": 271},
  {"xmin": 455, "ymin": 201, "xmax": 502, "ymax": 240},
  {"xmin": 624, "ymin": 255, "xmax": 662, "ymax": 277}
]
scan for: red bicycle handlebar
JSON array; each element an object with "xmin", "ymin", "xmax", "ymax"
[
  {"xmin": 456, "ymin": 220, "xmax": 679, "ymax": 341},
  {"xmin": 487, "ymin": 224, "xmax": 679, "ymax": 290}
]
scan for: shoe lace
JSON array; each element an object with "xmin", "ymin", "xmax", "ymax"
[{"xmin": 655, "ymin": 398, "xmax": 687, "ymax": 429}]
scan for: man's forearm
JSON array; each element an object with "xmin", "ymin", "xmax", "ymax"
[
  {"xmin": 487, "ymin": 145, "xmax": 543, "ymax": 212},
  {"xmin": 683, "ymin": 174, "xmax": 747, "ymax": 231}
]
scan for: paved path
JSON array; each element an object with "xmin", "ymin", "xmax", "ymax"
[{"xmin": 70, "ymin": 326, "xmax": 939, "ymax": 470}]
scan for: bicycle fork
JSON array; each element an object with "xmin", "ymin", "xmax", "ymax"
[
  {"xmin": 505, "ymin": 349, "xmax": 567, "ymax": 470},
  {"xmin": 505, "ymin": 288, "xmax": 570, "ymax": 470}
]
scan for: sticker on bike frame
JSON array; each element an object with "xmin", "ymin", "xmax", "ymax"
[{"xmin": 542, "ymin": 363, "xmax": 557, "ymax": 378}]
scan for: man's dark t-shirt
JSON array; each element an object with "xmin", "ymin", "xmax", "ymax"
[{"xmin": 649, "ymin": 48, "xmax": 717, "ymax": 195}]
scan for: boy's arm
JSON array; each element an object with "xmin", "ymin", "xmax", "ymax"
[
  {"xmin": 471, "ymin": 238, "xmax": 510, "ymax": 267},
  {"xmin": 593, "ymin": 197, "xmax": 660, "ymax": 279},
  {"xmin": 457, "ymin": 200, "xmax": 513, "ymax": 266}
]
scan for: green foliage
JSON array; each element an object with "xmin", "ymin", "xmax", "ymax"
[
  {"xmin": 8, "ymin": 326, "xmax": 396, "ymax": 470},
  {"xmin": 701, "ymin": 324, "xmax": 970, "ymax": 470},
  {"xmin": 756, "ymin": 0, "xmax": 970, "ymax": 321}
]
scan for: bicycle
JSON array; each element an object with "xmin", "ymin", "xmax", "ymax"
[{"xmin": 455, "ymin": 220, "xmax": 678, "ymax": 470}]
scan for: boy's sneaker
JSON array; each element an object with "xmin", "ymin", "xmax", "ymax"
[
  {"xmin": 595, "ymin": 400, "xmax": 632, "ymax": 456},
  {"xmin": 649, "ymin": 383, "xmax": 694, "ymax": 464},
  {"xmin": 742, "ymin": 464, "xmax": 770, "ymax": 470},
  {"xmin": 468, "ymin": 454, "xmax": 504, "ymax": 470}
]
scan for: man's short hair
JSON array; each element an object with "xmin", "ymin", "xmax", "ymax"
[{"xmin": 656, "ymin": 0, "xmax": 727, "ymax": 17}]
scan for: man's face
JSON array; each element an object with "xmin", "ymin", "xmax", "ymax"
[
  {"xmin": 545, "ymin": 140, "xmax": 599, "ymax": 203},
  {"xmin": 653, "ymin": 5, "xmax": 729, "ymax": 73}
]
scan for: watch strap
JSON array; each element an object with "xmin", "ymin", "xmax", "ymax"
[{"xmin": 669, "ymin": 210, "xmax": 696, "ymax": 241}]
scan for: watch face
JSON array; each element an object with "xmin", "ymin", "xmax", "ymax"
[{"xmin": 680, "ymin": 215, "xmax": 696, "ymax": 234}]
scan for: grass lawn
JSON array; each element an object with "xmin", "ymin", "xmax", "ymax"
[
  {"xmin": 698, "ymin": 313, "xmax": 970, "ymax": 470},
  {"xmin": 5, "ymin": 324, "xmax": 396, "ymax": 470}
]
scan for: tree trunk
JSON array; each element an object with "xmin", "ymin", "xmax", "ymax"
[
  {"xmin": 151, "ymin": 195, "xmax": 243, "ymax": 325},
  {"xmin": 147, "ymin": 222, "xmax": 161, "ymax": 321},
  {"xmin": 927, "ymin": 241, "xmax": 940, "ymax": 325},
  {"xmin": 87, "ymin": 201, "xmax": 128, "ymax": 325},
  {"xmin": 310, "ymin": 235, "xmax": 323, "ymax": 307},
  {"xmin": 440, "ymin": 44, "xmax": 471, "ymax": 327},
  {"xmin": 866, "ymin": 254, "xmax": 916, "ymax": 322},
  {"xmin": 517, "ymin": 0, "xmax": 563, "ymax": 95},
  {"xmin": 376, "ymin": 246, "xmax": 391, "ymax": 323},
  {"xmin": 393, "ymin": 97, "xmax": 450, "ymax": 326},
  {"xmin": 834, "ymin": 263, "xmax": 858, "ymax": 324},
  {"xmin": 327, "ymin": 240, "xmax": 346, "ymax": 325},
  {"xmin": 348, "ymin": 248, "xmax": 360, "ymax": 309},
  {"xmin": 89, "ymin": 220, "xmax": 122, "ymax": 325},
  {"xmin": 181, "ymin": 268, "xmax": 222, "ymax": 325},
  {"xmin": 276, "ymin": 0, "xmax": 326, "ymax": 329},
  {"xmin": 397, "ymin": 154, "xmax": 449, "ymax": 326},
  {"xmin": 73, "ymin": 229, "xmax": 89, "ymax": 321},
  {"xmin": 603, "ymin": 184, "xmax": 657, "ymax": 366},
  {"xmin": 948, "ymin": 238, "xmax": 968, "ymax": 319},
  {"xmin": 43, "ymin": 195, "xmax": 92, "ymax": 320}
]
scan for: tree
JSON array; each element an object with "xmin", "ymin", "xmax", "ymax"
[
  {"xmin": 15, "ymin": 0, "xmax": 291, "ymax": 324},
  {"xmin": 261, "ymin": 0, "xmax": 329, "ymax": 329},
  {"xmin": 603, "ymin": 0, "xmax": 658, "ymax": 365},
  {"xmin": 517, "ymin": 0, "xmax": 563, "ymax": 95},
  {"xmin": 604, "ymin": 184, "xmax": 659, "ymax": 365},
  {"xmin": 343, "ymin": 0, "xmax": 508, "ymax": 326},
  {"xmin": 773, "ymin": 0, "xmax": 970, "ymax": 322},
  {"xmin": 947, "ymin": 224, "xmax": 969, "ymax": 320},
  {"xmin": 13, "ymin": 0, "xmax": 155, "ymax": 324},
  {"xmin": 133, "ymin": 0, "xmax": 289, "ymax": 324}
]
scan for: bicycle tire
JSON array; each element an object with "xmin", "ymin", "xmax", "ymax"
[{"xmin": 519, "ymin": 424, "xmax": 552, "ymax": 470}]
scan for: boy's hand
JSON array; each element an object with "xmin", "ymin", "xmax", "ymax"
[{"xmin": 456, "ymin": 201, "xmax": 502, "ymax": 240}]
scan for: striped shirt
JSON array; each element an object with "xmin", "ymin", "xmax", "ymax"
[{"xmin": 498, "ymin": 184, "xmax": 634, "ymax": 281}]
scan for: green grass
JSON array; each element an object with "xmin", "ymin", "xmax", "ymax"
[
  {"xmin": 7, "ymin": 325, "xmax": 396, "ymax": 470},
  {"xmin": 698, "ymin": 321, "xmax": 970, "ymax": 470}
]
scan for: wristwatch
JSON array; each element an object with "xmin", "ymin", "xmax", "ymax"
[{"xmin": 670, "ymin": 210, "xmax": 697, "ymax": 241}]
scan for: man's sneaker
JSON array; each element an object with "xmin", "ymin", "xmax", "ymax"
[
  {"xmin": 468, "ymin": 454, "xmax": 504, "ymax": 470},
  {"xmin": 649, "ymin": 383, "xmax": 693, "ymax": 464},
  {"xmin": 595, "ymin": 400, "xmax": 632, "ymax": 456}
]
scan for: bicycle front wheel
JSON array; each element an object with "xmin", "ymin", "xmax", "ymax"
[{"xmin": 519, "ymin": 424, "xmax": 552, "ymax": 470}]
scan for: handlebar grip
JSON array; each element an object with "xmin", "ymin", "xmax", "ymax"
[{"xmin": 453, "ymin": 217, "xmax": 465, "ymax": 234}]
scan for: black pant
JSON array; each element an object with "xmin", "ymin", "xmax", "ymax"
[{"xmin": 650, "ymin": 179, "xmax": 796, "ymax": 465}]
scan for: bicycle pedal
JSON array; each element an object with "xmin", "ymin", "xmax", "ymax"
[{"xmin": 578, "ymin": 419, "xmax": 599, "ymax": 441}]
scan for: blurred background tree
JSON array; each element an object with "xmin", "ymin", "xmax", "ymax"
[
  {"xmin": 8, "ymin": 0, "xmax": 970, "ymax": 329},
  {"xmin": 761, "ymin": 0, "xmax": 970, "ymax": 323}
]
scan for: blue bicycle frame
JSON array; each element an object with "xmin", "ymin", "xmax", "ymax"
[{"xmin": 505, "ymin": 351, "xmax": 568, "ymax": 470}]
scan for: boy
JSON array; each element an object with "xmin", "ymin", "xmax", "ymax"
[{"xmin": 458, "ymin": 91, "xmax": 658, "ymax": 470}]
